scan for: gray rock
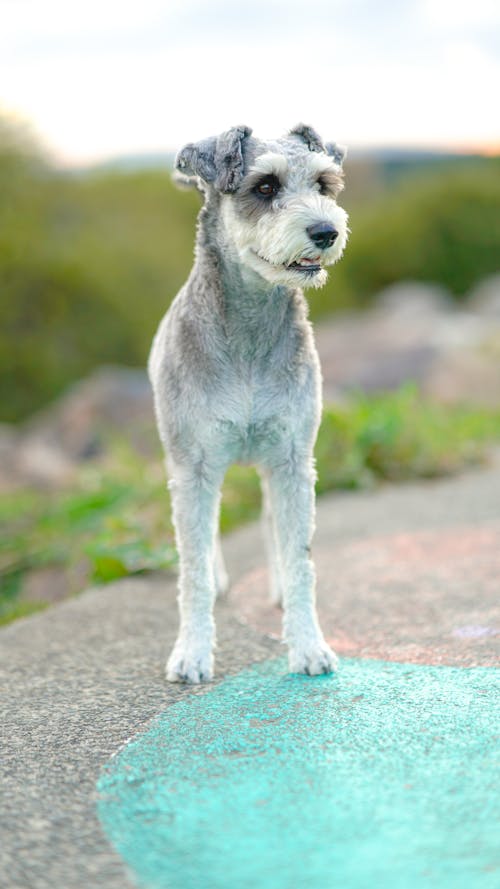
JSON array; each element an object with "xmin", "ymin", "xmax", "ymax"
[
  {"xmin": 5, "ymin": 367, "xmax": 157, "ymax": 488},
  {"xmin": 467, "ymin": 274, "xmax": 500, "ymax": 318},
  {"xmin": 21, "ymin": 366, "xmax": 155, "ymax": 461},
  {"xmin": 374, "ymin": 280, "xmax": 453, "ymax": 320},
  {"xmin": 20, "ymin": 566, "xmax": 72, "ymax": 605},
  {"xmin": 0, "ymin": 424, "xmax": 19, "ymax": 489},
  {"xmin": 14, "ymin": 439, "xmax": 76, "ymax": 488},
  {"xmin": 316, "ymin": 281, "xmax": 453, "ymax": 399},
  {"xmin": 317, "ymin": 279, "xmax": 500, "ymax": 406},
  {"xmin": 424, "ymin": 331, "xmax": 500, "ymax": 407}
]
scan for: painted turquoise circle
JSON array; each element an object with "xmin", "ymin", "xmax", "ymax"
[{"xmin": 97, "ymin": 658, "xmax": 499, "ymax": 889}]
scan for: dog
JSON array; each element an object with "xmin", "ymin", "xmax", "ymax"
[{"xmin": 148, "ymin": 123, "xmax": 348, "ymax": 683}]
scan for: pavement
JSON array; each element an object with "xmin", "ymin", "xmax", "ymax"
[{"xmin": 1, "ymin": 459, "xmax": 499, "ymax": 889}]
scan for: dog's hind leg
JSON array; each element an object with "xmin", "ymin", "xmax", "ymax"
[
  {"xmin": 213, "ymin": 533, "xmax": 229, "ymax": 598},
  {"xmin": 166, "ymin": 460, "xmax": 224, "ymax": 683},
  {"xmin": 260, "ymin": 471, "xmax": 284, "ymax": 608},
  {"xmin": 265, "ymin": 452, "xmax": 338, "ymax": 675}
]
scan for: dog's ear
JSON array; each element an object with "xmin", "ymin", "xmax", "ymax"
[
  {"xmin": 289, "ymin": 124, "xmax": 347, "ymax": 168},
  {"xmin": 325, "ymin": 142, "xmax": 347, "ymax": 168},
  {"xmin": 214, "ymin": 125, "xmax": 253, "ymax": 192},
  {"xmin": 289, "ymin": 123, "xmax": 325, "ymax": 153},
  {"xmin": 174, "ymin": 125, "xmax": 253, "ymax": 193},
  {"xmin": 175, "ymin": 136, "xmax": 218, "ymax": 185}
]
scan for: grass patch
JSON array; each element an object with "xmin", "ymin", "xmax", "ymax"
[
  {"xmin": 1, "ymin": 386, "xmax": 500, "ymax": 625},
  {"xmin": 316, "ymin": 386, "xmax": 500, "ymax": 489}
]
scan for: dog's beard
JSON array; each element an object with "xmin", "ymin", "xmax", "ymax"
[
  {"xmin": 223, "ymin": 196, "xmax": 348, "ymax": 290},
  {"xmin": 242, "ymin": 247, "xmax": 330, "ymax": 289}
]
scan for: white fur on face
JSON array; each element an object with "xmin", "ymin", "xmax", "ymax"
[
  {"xmin": 250, "ymin": 152, "xmax": 289, "ymax": 179},
  {"xmin": 221, "ymin": 152, "xmax": 349, "ymax": 289}
]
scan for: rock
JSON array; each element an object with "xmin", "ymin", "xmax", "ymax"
[
  {"xmin": 21, "ymin": 365, "xmax": 155, "ymax": 459},
  {"xmin": 316, "ymin": 281, "xmax": 452, "ymax": 400},
  {"xmin": 316, "ymin": 279, "xmax": 500, "ymax": 406},
  {"xmin": 20, "ymin": 566, "xmax": 72, "ymax": 605},
  {"xmin": 374, "ymin": 281, "xmax": 453, "ymax": 320},
  {"xmin": 0, "ymin": 419, "xmax": 76, "ymax": 490},
  {"xmin": 467, "ymin": 274, "xmax": 500, "ymax": 318},
  {"xmin": 0, "ymin": 424, "xmax": 23, "ymax": 490},
  {"xmin": 2, "ymin": 366, "xmax": 157, "ymax": 489},
  {"xmin": 424, "ymin": 331, "xmax": 500, "ymax": 407},
  {"xmin": 15, "ymin": 439, "xmax": 76, "ymax": 488}
]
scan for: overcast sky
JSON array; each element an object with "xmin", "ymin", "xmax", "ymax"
[{"xmin": 1, "ymin": 0, "xmax": 499, "ymax": 164}]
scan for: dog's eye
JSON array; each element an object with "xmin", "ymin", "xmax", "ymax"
[{"xmin": 254, "ymin": 175, "xmax": 280, "ymax": 198}]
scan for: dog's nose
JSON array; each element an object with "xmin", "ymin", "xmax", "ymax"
[{"xmin": 306, "ymin": 222, "xmax": 338, "ymax": 249}]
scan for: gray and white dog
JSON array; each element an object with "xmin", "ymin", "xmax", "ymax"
[{"xmin": 148, "ymin": 123, "xmax": 348, "ymax": 683}]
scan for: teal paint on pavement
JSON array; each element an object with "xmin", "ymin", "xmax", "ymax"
[{"xmin": 97, "ymin": 658, "xmax": 499, "ymax": 889}]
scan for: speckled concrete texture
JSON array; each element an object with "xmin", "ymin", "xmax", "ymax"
[
  {"xmin": 231, "ymin": 459, "xmax": 500, "ymax": 667},
  {"xmin": 0, "ymin": 573, "xmax": 278, "ymax": 889}
]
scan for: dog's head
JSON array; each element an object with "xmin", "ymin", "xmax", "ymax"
[{"xmin": 174, "ymin": 123, "xmax": 348, "ymax": 290}]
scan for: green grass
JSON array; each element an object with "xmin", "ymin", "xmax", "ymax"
[{"xmin": 2, "ymin": 386, "xmax": 500, "ymax": 626}]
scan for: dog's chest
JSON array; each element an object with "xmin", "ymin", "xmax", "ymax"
[
  {"xmin": 206, "ymin": 341, "xmax": 320, "ymax": 464},
  {"xmin": 155, "ymin": 283, "xmax": 322, "ymax": 464}
]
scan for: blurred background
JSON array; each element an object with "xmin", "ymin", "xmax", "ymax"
[{"xmin": 1, "ymin": 0, "xmax": 500, "ymax": 623}]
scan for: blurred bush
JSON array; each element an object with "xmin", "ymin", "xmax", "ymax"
[
  {"xmin": 1, "ymin": 113, "xmax": 499, "ymax": 421},
  {"xmin": 0, "ymin": 116, "xmax": 199, "ymax": 420},
  {"xmin": 317, "ymin": 157, "xmax": 500, "ymax": 314}
]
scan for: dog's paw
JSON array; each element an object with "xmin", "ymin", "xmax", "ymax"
[
  {"xmin": 288, "ymin": 640, "xmax": 339, "ymax": 676},
  {"xmin": 166, "ymin": 641, "xmax": 214, "ymax": 684}
]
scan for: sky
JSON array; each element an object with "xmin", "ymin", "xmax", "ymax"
[{"xmin": 1, "ymin": 0, "xmax": 499, "ymax": 165}]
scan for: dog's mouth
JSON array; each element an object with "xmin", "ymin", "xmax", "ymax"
[
  {"xmin": 286, "ymin": 256, "xmax": 322, "ymax": 274},
  {"xmin": 252, "ymin": 250, "xmax": 322, "ymax": 275}
]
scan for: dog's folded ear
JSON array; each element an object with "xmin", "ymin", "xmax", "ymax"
[
  {"xmin": 174, "ymin": 125, "xmax": 253, "ymax": 193},
  {"xmin": 289, "ymin": 123, "xmax": 326, "ymax": 153},
  {"xmin": 289, "ymin": 124, "xmax": 347, "ymax": 168},
  {"xmin": 175, "ymin": 136, "xmax": 218, "ymax": 185},
  {"xmin": 325, "ymin": 142, "xmax": 347, "ymax": 168},
  {"xmin": 214, "ymin": 125, "xmax": 253, "ymax": 192}
]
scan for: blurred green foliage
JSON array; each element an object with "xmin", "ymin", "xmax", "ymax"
[
  {"xmin": 2, "ymin": 386, "xmax": 500, "ymax": 625},
  {"xmin": 319, "ymin": 160, "xmax": 500, "ymax": 313},
  {"xmin": 0, "ymin": 118, "xmax": 199, "ymax": 420},
  {"xmin": 1, "ymin": 113, "xmax": 500, "ymax": 421}
]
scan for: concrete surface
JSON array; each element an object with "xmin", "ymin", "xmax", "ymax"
[
  {"xmin": 0, "ymin": 566, "xmax": 277, "ymax": 888},
  {"xmin": 1, "ymin": 459, "xmax": 499, "ymax": 888},
  {"xmin": 232, "ymin": 459, "xmax": 500, "ymax": 667}
]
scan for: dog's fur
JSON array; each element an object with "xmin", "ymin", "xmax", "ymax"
[{"xmin": 148, "ymin": 123, "xmax": 349, "ymax": 682}]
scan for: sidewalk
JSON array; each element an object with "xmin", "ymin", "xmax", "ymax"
[{"xmin": 1, "ymin": 459, "xmax": 499, "ymax": 889}]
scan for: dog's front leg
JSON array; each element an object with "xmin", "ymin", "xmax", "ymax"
[
  {"xmin": 266, "ymin": 455, "xmax": 338, "ymax": 675},
  {"xmin": 166, "ymin": 462, "xmax": 223, "ymax": 683}
]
